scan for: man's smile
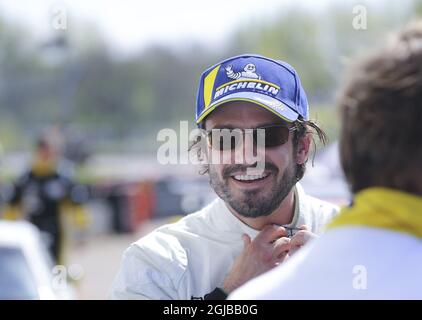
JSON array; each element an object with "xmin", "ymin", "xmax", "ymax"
[{"xmin": 229, "ymin": 171, "xmax": 273, "ymax": 188}]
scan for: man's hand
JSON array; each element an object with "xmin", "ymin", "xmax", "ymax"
[
  {"xmin": 289, "ymin": 225, "xmax": 318, "ymax": 256},
  {"xmin": 222, "ymin": 225, "xmax": 291, "ymax": 293}
]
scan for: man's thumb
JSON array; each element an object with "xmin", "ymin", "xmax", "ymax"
[{"xmin": 242, "ymin": 234, "xmax": 251, "ymax": 247}]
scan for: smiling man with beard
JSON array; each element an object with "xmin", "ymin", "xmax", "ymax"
[{"xmin": 110, "ymin": 54, "xmax": 339, "ymax": 300}]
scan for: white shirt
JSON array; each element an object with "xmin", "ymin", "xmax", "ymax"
[
  {"xmin": 229, "ymin": 227, "xmax": 422, "ymax": 300},
  {"xmin": 109, "ymin": 184, "xmax": 338, "ymax": 300}
]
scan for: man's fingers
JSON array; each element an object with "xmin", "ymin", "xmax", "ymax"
[
  {"xmin": 289, "ymin": 235, "xmax": 304, "ymax": 256},
  {"xmin": 242, "ymin": 234, "xmax": 251, "ymax": 248},
  {"xmin": 290, "ymin": 230, "xmax": 307, "ymax": 248},
  {"xmin": 272, "ymin": 237, "xmax": 291, "ymax": 259},
  {"xmin": 290, "ymin": 230, "xmax": 318, "ymax": 256},
  {"xmin": 256, "ymin": 224, "xmax": 287, "ymax": 243}
]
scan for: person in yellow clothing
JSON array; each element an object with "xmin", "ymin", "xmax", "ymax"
[
  {"xmin": 2, "ymin": 135, "xmax": 90, "ymax": 265},
  {"xmin": 230, "ymin": 21, "xmax": 422, "ymax": 299}
]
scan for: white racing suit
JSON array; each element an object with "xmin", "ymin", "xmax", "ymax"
[{"xmin": 110, "ymin": 184, "xmax": 339, "ymax": 299}]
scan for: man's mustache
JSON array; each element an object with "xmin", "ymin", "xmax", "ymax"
[{"xmin": 222, "ymin": 162, "xmax": 278, "ymax": 179}]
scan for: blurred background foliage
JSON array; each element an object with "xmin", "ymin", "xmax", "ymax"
[{"xmin": 0, "ymin": 0, "xmax": 421, "ymax": 154}]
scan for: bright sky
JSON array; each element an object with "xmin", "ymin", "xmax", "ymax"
[{"xmin": 0, "ymin": 0, "xmax": 334, "ymax": 54}]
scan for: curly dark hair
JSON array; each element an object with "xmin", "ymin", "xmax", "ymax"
[{"xmin": 338, "ymin": 21, "xmax": 422, "ymax": 194}]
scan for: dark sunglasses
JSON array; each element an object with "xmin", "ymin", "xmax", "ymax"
[{"xmin": 206, "ymin": 124, "xmax": 297, "ymax": 151}]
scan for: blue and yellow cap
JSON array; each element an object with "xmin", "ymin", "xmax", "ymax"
[{"xmin": 195, "ymin": 54, "xmax": 309, "ymax": 125}]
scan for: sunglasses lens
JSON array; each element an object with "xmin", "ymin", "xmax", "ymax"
[
  {"xmin": 254, "ymin": 126, "xmax": 290, "ymax": 148},
  {"xmin": 208, "ymin": 130, "xmax": 242, "ymax": 151},
  {"xmin": 208, "ymin": 126, "xmax": 292, "ymax": 150}
]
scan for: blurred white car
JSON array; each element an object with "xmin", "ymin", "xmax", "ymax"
[{"xmin": 0, "ymin": 220, "xmax": 74, "ymax": 299}]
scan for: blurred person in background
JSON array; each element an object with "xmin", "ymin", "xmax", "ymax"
[
  {"xmin": 110, "ymin": 54, "xmax": 339, "ymax": 300},
  {"xmin": 230, "ymin": 22, "xmax": 422, "ymax": 300},
  {"xmin": 2, "ymin": 130, "xmax": 90, "ymax": 265}
]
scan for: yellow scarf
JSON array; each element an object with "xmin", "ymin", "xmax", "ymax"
[{"xmin": 328, "ymin": 188, "xmax": 422, "ymax": 239}]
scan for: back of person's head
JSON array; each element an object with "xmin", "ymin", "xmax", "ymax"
[{"xmin": 338, "ymin": 20, "xmax": 422, "ymax": 195}]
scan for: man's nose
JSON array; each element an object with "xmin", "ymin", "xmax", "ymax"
[{"xmin": 237, "ymin": 131, "xmax": 265, "ymax": 165}]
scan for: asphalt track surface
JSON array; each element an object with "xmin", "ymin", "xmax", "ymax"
[{"xmin": 68, "ymin": 218, "xmax": 168, "ymax": 299}]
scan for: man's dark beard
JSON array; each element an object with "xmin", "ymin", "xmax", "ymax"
[{"xmin": 209, "ymin": 162, "xmax": 297, "ymax": 218}]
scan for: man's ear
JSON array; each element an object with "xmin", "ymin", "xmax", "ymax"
[{"xmin": 296, "ymin": 133, "xmax": 311, "ymax": 165}]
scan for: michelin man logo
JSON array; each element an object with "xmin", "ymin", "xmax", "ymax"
[{"xmin": 225, "ymin": 63, "xmax": 262, "ymax": 80}]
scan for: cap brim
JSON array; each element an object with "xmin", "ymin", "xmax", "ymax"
[{"xmin": 196, "ymin": 92, "xmax": 299, "ymax": 124}]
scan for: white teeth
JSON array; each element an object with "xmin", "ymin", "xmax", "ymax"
[{"xmin": 233, "ymin": 173, "xmax": 268, "ymax": 181}]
